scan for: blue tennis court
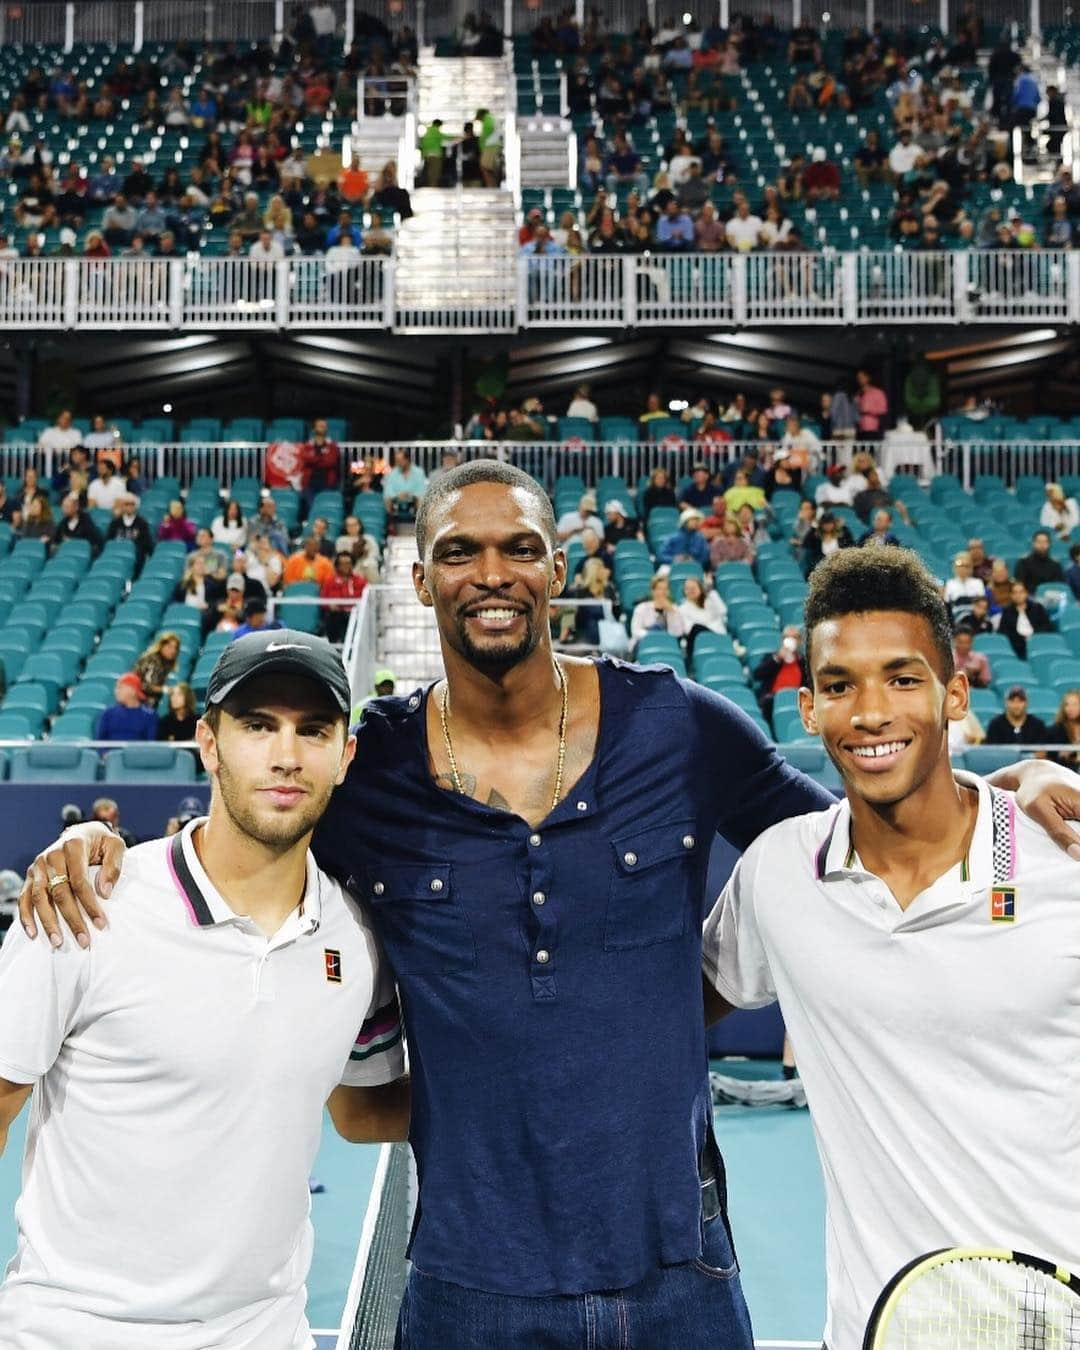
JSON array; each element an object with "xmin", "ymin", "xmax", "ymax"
[{"xmin": 0, "ymin": 1066, "xmax": 826, "ymax": 1347}]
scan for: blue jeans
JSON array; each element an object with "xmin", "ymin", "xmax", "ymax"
[{"xmin": 395, "ymin": 1212, "xmax": 754, "ymax": 1348}]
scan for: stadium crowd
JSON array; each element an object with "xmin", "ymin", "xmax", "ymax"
[{"xmin": 517, "ymin": 10, "xmax": 1076, "ymax": 258}]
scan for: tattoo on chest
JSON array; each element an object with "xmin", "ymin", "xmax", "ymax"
[{"xmin": 434, "ymin": 771, "xmax": 517, "ymax": 812}]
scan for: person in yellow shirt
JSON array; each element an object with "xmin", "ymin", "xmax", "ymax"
[
  {"xmin": 282, "ymin": 535, "xmax": 335, "ymax": 587},
  {"xmin": 723, "ymin": 468, "xmax": 767, "ymax": 516}
]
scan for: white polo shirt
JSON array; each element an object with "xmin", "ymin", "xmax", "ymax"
[
  {"xmin": 703, "ymin": 774, "xmax": 1080, "ymax": 1350},
  {"xmin": 0, "ymin": 820, "xmax": 405, "ymax": 1350}
]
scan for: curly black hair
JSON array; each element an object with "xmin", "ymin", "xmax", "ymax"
[{"xmin": 804, "ymin": 547, "xmax": 955, "ymax": 680}]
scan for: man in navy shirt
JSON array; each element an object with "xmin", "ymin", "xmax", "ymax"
[
  {"xmin": 19, "ymin": 461, "xmax": 1080, "ymax": 1348},
  {"xmin": 96, "ymin": 674, "xmax": 158, "ymax": 742}
]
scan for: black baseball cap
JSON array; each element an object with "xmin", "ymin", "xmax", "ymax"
[{"xmin": 206, "ymin": 629, "xmax": 352, "ymax": 717}]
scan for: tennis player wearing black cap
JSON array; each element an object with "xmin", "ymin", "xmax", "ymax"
[{"xmin": 0, "ymin": 631, "xmax": 407, "ymax": 1350}]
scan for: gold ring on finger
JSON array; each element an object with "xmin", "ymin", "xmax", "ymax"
[{"xmin": 47, "ymin": 873, "xmax": 69, "ymax": 891}]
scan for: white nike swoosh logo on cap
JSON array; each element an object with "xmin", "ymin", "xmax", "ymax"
[{"xmin": 265, "ymin": 642, "xmax": 312, "ymax": 652}]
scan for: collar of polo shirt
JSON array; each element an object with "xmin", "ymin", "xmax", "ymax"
[
  {"xmin": 167, "ymin": 818, "xmax": 323, "ymax": 933},
  {"xmin": 814, "ymin": 771, "xmax": 1015, "ymax": 906}
]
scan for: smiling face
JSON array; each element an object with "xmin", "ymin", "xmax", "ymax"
[
  {"xmin": 800, "ymin": 610, "xmax": 967, "ymax": 808},
  {"xmin": 415, "ymin": 481, "xmax": 565, "ymax": 675},
  {"xmin": 198, "ymin": 674, "xmax": 354, "ymax": 852}
]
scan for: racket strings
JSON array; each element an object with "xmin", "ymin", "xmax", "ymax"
[{"xmin": 883, "ymin": 1256, "xmax": 1080, "ymax": 1349}]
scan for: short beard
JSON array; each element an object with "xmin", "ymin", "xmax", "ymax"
[
  {"xmin": 215, "ymin": 756, "xmax": 333, "ymax": 852},
  {"xmin": 451, "ymin": 613, "xmax": 542, "ymax": 673}
]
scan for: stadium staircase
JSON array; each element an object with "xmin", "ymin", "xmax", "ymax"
[
  {"xmin": 518, "ymin": 117, "xmax": 573, "ymax": 188},
  {"xmin": 391, "ymin": 50, "xmax": 518, "ymax": 328},
  {"xmin": 377, "ymin": 532, "xmax": 444, "ymax": 686}
]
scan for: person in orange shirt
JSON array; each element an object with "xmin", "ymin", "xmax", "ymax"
[{"xmin": 283, "ymin": 535, "xmax": 335, "ymax": 588}]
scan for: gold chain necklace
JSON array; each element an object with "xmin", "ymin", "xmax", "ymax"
[{"xmin": 440, "ymin": 659, "xmax": 569, "ymax": 813}]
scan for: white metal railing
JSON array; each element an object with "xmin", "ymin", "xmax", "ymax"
[
  {"xmin": 0, "ymin": 251, "xmax": 1077, "ymax": 331},
  {"xmin": 5, "ymin": 438, "xmax": 1080, "ymax": 493},
  {"xmin": 355, "ymin": 73, "xmax": 417, "ymax": 120}
]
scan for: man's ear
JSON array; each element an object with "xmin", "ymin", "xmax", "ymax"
[{"xmin": 413, "ymin": 559, "xmax": 433, "ymax": 607}]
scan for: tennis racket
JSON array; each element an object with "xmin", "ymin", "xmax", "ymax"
[{"xmin": 863, "ymin": 1248, "xmax": 1080, "ymax": 1350}]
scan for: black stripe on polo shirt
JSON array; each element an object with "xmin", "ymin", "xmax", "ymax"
[
  {"xmin": 815, "ymin": 816, "xmax": 839, "ymax": 880},
  {"xmin": 169, "ymin": 830, "xmax": 216, "ymax": 927}
]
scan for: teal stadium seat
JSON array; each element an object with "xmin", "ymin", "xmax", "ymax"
[
  {"xmin": 103, "ymin": 745, "xmax": 197, "ymax": 784},
  {"xmin": 49, "ymin": 710, "xmax": 99, "ymax": 741},
  {"xmin": 9, "ymin": 745, "xmax": 100, "ymax": 783},
  {"xmin": 0, "ymin": 712, "xmax": 35, "ymax": 740}
]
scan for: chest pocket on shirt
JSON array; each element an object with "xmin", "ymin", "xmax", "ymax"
[
  {"xmin": 604, "ymin": 819, "xmax": 697, "ymax": 951},
  {"xmin": 362, "ymin": 863, "xmax": 476, "ymax": 975}
]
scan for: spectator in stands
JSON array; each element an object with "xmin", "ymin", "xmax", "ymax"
[
  {"xmin": 853, "ymin": 468, "xmax": 910, "ymax": 525},
  {"xmin": 967, "ymin": 537, "xmax": 994, "ymax": 584},
  {"xmin": 803, "ymin": 146, "xmax": 840, "ymax": 201},
  {"xmin": 658, "ymin": 508, "xmax": 710, "ymax": 570},
  {"xmin": 641, "ymin": 466, "xmax": 677, "ymax": 519},
  {"xmin": 307, "ymin": 516, "xmax": 336, "ymax": 560},
  {"xmin": 96, "ymin": 673, "xmax": 158, "ymax": 742},
  {"xmin": 192, "ymin": 527, "xmax": 228, "ymax": 579},
  {"xmin": 249, "ymin": 496, "xmax": 290, "ymax": 555},
  {"xmin": 566, "ymin": 384, "xmax": 598, "ymax": 421},
  {"xmin": 211, "ymin": 499, "xmax": 248, "ymax": 549},
  {"xmin": 680, "ymin": 463, "xmax": 717, "ymax": 511},
  {"xmin": 1049, "ymin": 689, "xmax": 1080, "ymax": 767},
  {"xmin": 1016, "ymin": 529, "xmax": 1065, "ymax": 591},
  {"xmin": 320, "ymin": 550, "xmax": 368, "ymax": 643},
  {"xmin": 156, "ymin": 682, "xmax": 198, "ymax": 742},
  {"xmin": 326, "ymin": 209, "xmax": 362, "ymax": 249},
  {"xmin": 383, "ymin": 447, "xmax": 427, "ymax": 520},
  {"xmin": 84, "ymin": 414, "xmax": 121, "ymax": 468},
  {"xmin": 105, "ymin": 492, "xmax": 153, "ymax": 569},
  {"xmin": 815, "ymin": 463, "xmax": 853, "ymax": 508},
  {"xmin": 802, "ymin": 510, "xmax": 854, "ymax": 572},
  {"xmin": 630, "ymin": 574, "xmax": 686, "ymax": 651},
  {"xmin": 986, "ymin": 685, "xmax": 1048, "ymax": 746},
  {"xmin": 603, "ymin": 501, "xmax": 638, "ymax": 551},
  {"xmin": 789, "ymin": 499, "xmax": 817, "ymax": 552},
  {"xmin": 157, "ymin": 498, "xmax": 197, "ymax": 550},
  {"xmin": 999, "ymin": 580, "xmax": 1053, "ymax": 659},
  {"xmin": 230, "ymin": 595, "xmax": 283, "ymax": 640},
  {"xmin": 966, "ymin": 593, "xmax": 995, "ymax": 636},
  {"xmin": 854, "ymin": 368, "xmax": 889, "ymax": 438},
  {"xmin": 1065, "ymin": 543, "xmax": 1080, "ymax": 602},
  {"xmin": 133, "ymin": 633, "xmax": 180, "ymax": 708},
  {"xmin": 778, "ymin": 416, "xmax": 821, "ymax": 471},
  {"xmin": 38, "ymin": 408, "xmax": 83, "ymax": 458},
  {"xmin": 335, "ymin": 516, "xmax": 380, "ymax": 582},
  {"xmin": 284, "ymin": 534, "xmax": 335, "ymax": 587},
  {"xmin": 655, "ymin": 199, "xmax": 695, "ymax": 251},
  {"xmin": 952, "ymin": 626, "xmax": 991, "ymax": 688},
  {"xmin": 245, "ymin": 533, "xmax": 285, "ymax": 593},
  {"xmin": 216, "ymin": 575, "xmax": 247, "ymax": 631},
  {"xmin": 86, "ymin": 458, "xmax": 125, "ymax": 513},
  {"xmin": 944, "ymin": 551, "xmax": 987, "ymax": 623},
  {"xmin": 178, "ymin": 555, "xmax": 225, "ymax": 636},
  {"xmin": 753, "ymin": 625, "xmax": 808, "ymax": 719},
  {"xmin": 725, "ymin": 199, "xmax": 763, "ymax": 252},
  {"xmin": 134, "ymin": 190, "xmax": 167, "ymax": 241},
  {"xmin": 560, "ymin": 556, "xmax": 617, "ymax": 647},
  {"xmin": 102, "ymin": 194, "xmax": 137, "ymax": 248},
  {"xmin": 17, "ymin": 494, "xmax": 52, "ymax": 541},
  {"xmin": 557, "ymin": 491, "xmax": 603, "ymax": 546},
  {"xmin": 694, "ymin": 201, "xmax": 726, "ymax": 252},
  {"xmin": 723, "ymin": 469, "xmax": 766, "ymax": 516},
  {"xmin": 300, "ymin": 417, "xmax": 340, "ymax": 510},
  {"xmin": 53, "ymin": 491, "xmax": 102, "ymax": 555},
  {"xmin": 710, "ymin": 514, "xmax": 755, "ymax": 567},
  {"xmin": 249, "ymin": 227, "xmax": 285, "ymax": 262},
  {"xmin": 638, "ymin": 392, "xmax": 666, "ymax": 425},
  {"xmin": 1040, "ymin": 482, "xmax": 1080, "ymax": 540},
  {"xmin": 854, "ymin": 129, "xmax": 887, "ymax": 186},
  {"xmin": 369, "ymin": 161, "xmax": 412, "ymax": 221},
  {"xmin": 678, "ymin": 576, "xmax": 727, "ymax": 647},
  {"xmin": 89, "ymin": 797, "xmax": 138, "ymax": 847},
  {"xmin": 988, "ymin": 557, "xmax": 1014, "ymax": 612},
  {"xmin": 1044, "ymin": 197, "xmax": 1074, "ymax": 249},
  {"xmin": 605, "ymin": 132, "xmax": 648, "ymax": 196},
  {"xmin": 858, "ymin": 507, "xmax": 901, "ymax": 548}
]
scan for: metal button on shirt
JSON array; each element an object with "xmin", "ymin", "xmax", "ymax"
[{"xmin": 311, "ymin": 659, "xmax": 832, "ymax": 1299}]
